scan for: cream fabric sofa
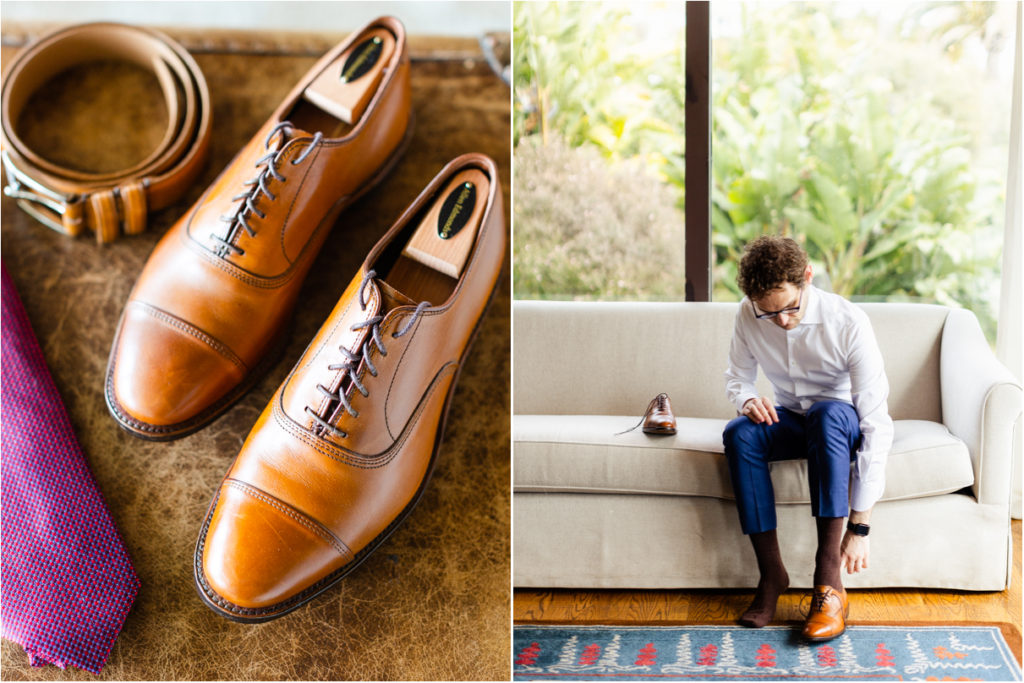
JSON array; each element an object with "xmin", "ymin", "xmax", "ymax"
[{"xmin": 513, "ymin": 300, "xmax": 1022, "ymax": 590}]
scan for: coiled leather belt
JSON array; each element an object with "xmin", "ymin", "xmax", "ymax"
[{"xmin": 1, "ymin": 22, "xmax": 211, "ymax": 243}]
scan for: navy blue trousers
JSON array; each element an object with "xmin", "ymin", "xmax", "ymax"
[{"xmin": 722, "ymin": 400, "xmax": 861, "ymax": 535}]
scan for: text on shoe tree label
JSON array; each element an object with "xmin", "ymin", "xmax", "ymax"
[
  {"xmin": 437, "ymin": 182, "xmax": 476, "ymax": 240},
  {"xmin": 340, "ymin": 37, "xmax": 383, "ymax": 83}
]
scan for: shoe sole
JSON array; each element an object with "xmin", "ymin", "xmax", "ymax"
[
  {"xmin": 192, "ymin": 268, "xmax": 504, "ymax": 623},
  {"xmin": 103, "ymin": 116, "xmax": 415, "ymax": 442},
  {"xmin": 802, "ymin": 626, "xmax": 847, "ymax": 642},
  {"xmin": 642, "ymin": 426, "xmax": 677, "ymax": 435}
]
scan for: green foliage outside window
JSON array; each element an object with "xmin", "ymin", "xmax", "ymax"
[
  {"xmin": 712, "ymin": 3, "xmax": 1004, "ymax": 341},
  {"xmin": 513, "ymin": 1, "xmax": 1009, "ymax": 341}
]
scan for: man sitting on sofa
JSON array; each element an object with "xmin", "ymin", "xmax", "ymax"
[{"xmin": 722, "ymin": 235, "xmax": 894, "ymax": 641}]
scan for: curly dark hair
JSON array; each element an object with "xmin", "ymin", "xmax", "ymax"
[{"xmin": 737, "ymin": 235, "xmax": 808, "ymax": 300}]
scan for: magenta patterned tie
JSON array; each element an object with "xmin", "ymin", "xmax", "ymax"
[{"xmin": 1, "ymin": 262, "xmax": 140, "ymax": 674}]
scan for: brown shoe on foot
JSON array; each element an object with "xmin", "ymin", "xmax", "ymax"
[{"xmin": 802, "ymin": 585, "xmax": 849, "ymax": 641}]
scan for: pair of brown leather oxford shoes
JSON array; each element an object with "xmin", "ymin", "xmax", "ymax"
[{"xmin": 103, "ymin": 16, "xmax": 505, "ymax": 622}]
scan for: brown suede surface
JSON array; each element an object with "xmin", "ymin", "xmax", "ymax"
[{"xmin": 0, "ymin": 25, "xmax": 510, "ymax": 681}]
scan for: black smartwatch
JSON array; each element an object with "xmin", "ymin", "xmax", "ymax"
[{"xmin": 847, "ymin": 521, "xmax": 870, "ymax": 537}]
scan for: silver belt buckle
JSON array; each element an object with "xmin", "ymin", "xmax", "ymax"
[{"xmin": 1, "ymin": 151, "xmax": 75, "ymax": 233}]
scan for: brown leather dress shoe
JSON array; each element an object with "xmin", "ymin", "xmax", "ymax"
[
  {"xmin": 105, "ymin": 16, "xmax": 413, "ymax": 441},
  {"xmin": 802, "ymin": 585, "xmax": 849, "ymax": 641},
  {"xmin": 194, "ymin": 153, "xmax": 505, "ymax": 621},
  {"xmin": 643, "ymin": 393, "xmax": 677, "ymax": 434}
]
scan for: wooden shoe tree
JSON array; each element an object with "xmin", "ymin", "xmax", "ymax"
[
  {"xmin": 382, "ymin": 168, "xmax": 490, "ymax": 307},
  {"xmin": 284, "ymin": 27, "xmax": 396, "ymax": 137}
]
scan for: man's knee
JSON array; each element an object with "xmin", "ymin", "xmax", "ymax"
[
  {"xmin": 723, "ymin": 415, "xmax": 764, "ymax": 454},
  {"xmin": 807, "ymin": 400, "xmax": 857, "ymax": 432},
  {"xmin": 806, "ymin": 400, "xmax": 860, "ymax": 457}
]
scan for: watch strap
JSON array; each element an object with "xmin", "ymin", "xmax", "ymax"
[{"xmin": 847, "ymin": 521, "xmax": 870, "ymax": 536}]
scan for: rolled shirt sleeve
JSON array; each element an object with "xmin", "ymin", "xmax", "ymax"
[
  {"xmin": 845, "ymin": 313, "xmax": 894, "ymax": 511},
  {"xmin": 725, "ymin": 307, "xmax": 761, "ymax": 412}
]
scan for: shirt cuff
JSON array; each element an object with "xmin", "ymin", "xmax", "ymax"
[
  {"xmin": 733, "ymin": 392, "xmax": 759, "ymax": 414},
  {"xmin": 850, "ymin": 478, "xmax": 885, "ymax": 512}
]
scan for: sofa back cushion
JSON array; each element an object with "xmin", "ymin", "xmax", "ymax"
[
  {"xmin": 513, "ymin": 300, "xmax": 948, "ymax": 422},
  {"xmin": 856, "ymin": 303, "xmax": 946, "ymax": 421}
]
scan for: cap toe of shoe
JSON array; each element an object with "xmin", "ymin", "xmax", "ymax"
[
  {"xmin": 199, "ymin": 480, "xmax": 350, "ymax": 614},
  {"xmin": 108, "ymin": 302, "xmax": 248, "ymax": 430}
]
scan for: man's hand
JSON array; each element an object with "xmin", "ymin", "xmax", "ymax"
[
  {"xmin": 841, "ymin": 509, "xmax": 872, "ymax": 574},
  {"xmin": 742, "ymin": 397, "xmax": 779, "ymax": 425},
  {"xmin": 841, "ymin": 532, "xmax": 869, "ymax": 574}
]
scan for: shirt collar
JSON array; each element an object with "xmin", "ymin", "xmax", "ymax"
[{"xmin": 798, "ymin": 284, "xmax": 823, "ymax": 325}]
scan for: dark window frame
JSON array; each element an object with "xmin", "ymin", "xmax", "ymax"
[{"xmin": 685, "ymin": 1, "xmax": 711, "ymax": 302}]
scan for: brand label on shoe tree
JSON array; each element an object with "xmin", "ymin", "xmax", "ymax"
[
  {"xmin": 437, "ymin": 181, "xmax": 476, "ymax": 240},
  {"xmin": 401, "ymin": 169, "xmax": 489, "ymax": 279},
  {"xmin": 340, "ymin": 36, "xmax": 384, "ymax": 83},
  {"xmin": 302, "ymin": 28, "xmax": 395, "ymax": 125}
]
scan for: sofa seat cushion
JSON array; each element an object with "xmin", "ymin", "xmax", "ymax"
[{"xmin": 513, "ymin": 415, "xmax": 974, "ymax": 504}]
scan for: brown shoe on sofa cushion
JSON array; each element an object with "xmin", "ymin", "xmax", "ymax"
[{"xmin": 642, "ymin": 392, "xmax": 677, "ymax": 435}]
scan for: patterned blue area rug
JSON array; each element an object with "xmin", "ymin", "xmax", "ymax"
[{"xmin": 513, "ymin": 625, "xmax": 1022, "ymax": 681}]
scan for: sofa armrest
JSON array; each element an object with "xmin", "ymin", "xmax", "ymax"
[{"xmin": 940, "ymin": 308, "xmax": 1023, "ymax": 505}]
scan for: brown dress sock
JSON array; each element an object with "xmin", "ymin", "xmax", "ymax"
[
  {"xmin": 813, "ymin": 516, "xmax": 845, "ymax": 589},
  {"xmin": 739, "ymin": 529, "xmax": 790, "ymax": 628}
]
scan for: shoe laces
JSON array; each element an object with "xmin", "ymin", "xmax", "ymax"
[
  {"xmin": 614, "ymin": 392, "xmax": 671, "ymax": 436},
  {"xmin": 212, "ymin": 121, "xmax": 322, "ymax": 257},
  {"xmin": 801, "ymin": 587, "xmax": 835, "ymax": 616},
  {"xmin": 814, "ymin": 587, "xmax": 837, "ymax": 611},
  {"xmin": 305, "ymin": 270, "xmax": 431, "ymax": 439}
]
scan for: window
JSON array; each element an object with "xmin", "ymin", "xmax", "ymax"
[
  {"xmin": 514, "ymin": 1, "xmax": 1016, "ymax": 343},
  {"xmin": 711, "ymin": 2, "xmax": 1015, "ymax": 342},
  {"xmin": 513, "ymin": 1, "xmax": 687, "ymax": 301}
]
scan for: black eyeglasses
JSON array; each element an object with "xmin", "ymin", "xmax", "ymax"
[{"xmin": 752, "ymin": 287, "xmax": 804, "ymax": 320}]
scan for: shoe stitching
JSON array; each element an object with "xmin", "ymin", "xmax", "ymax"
[
  {"xmin": 180, "ymin": 124, "xmax": 410, "ymax": 287},
  {"xmin": 184, "ymin": 200, "xmax": 333, "ymax": 288},
  {"xmin": 105, "ymin": 310, "xmax": 288, "ymax": 437},
  {"xmin": 273, "ymin": 361, "xmax": 458, "ymax": 468},
  {"xmin": 383, "ymin": 312, "xmax": 423, "ymax": 440},
  {"xmin": 300, "ymin": 287, "xmax": 358, "ymax": 378},
  {"xmin": 128, "ymin": 301, "xmax": 248, "ymax": 371},
  {"xmin": 195, "ymin": 362, "xmax": 444, "ymax": 623},
  {"xmin": 278, "ymin": 145, "xmax": 320, "ymax": 264},
  {"xmin": 305, "ymin": 272, "xmax": 430, "ymax": 440},
  {"xmin": 224, "ymin": 479, "xmax": 354, "ymax": 562},
  {"xmin": 212, "ymin": 123, "xmax": 323, "ymax": 258}
]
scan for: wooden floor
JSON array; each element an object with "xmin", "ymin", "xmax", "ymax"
[{"xmin": 515, "ymin": 520, "xmax": 1022, "ymax": 660}]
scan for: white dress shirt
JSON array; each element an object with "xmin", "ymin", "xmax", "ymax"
[{"xmin": 724, "ymin": 285, "xmax": 894, "ymax": 511}]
